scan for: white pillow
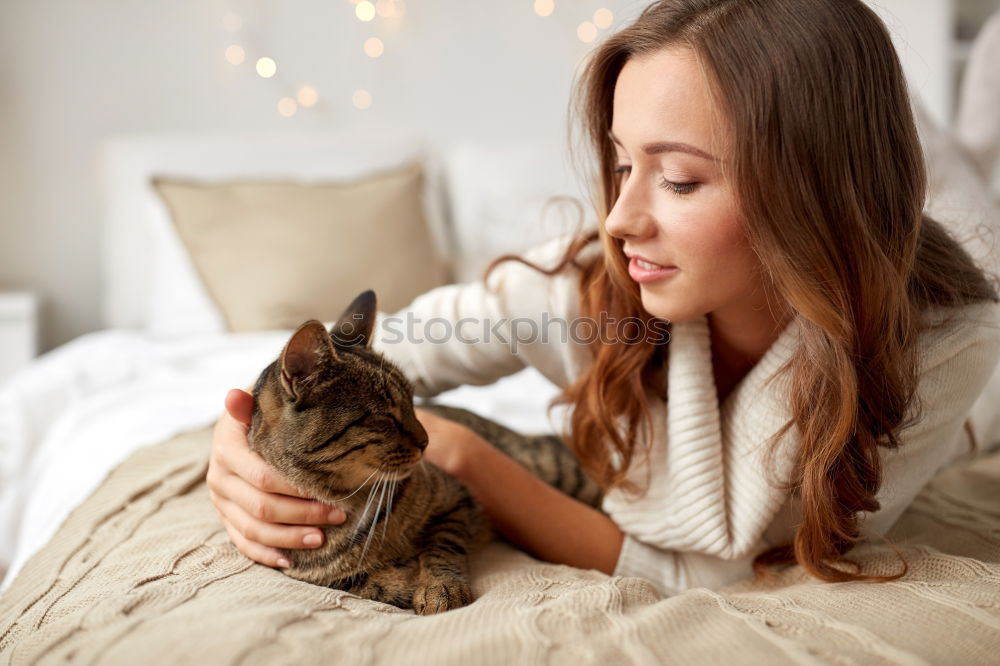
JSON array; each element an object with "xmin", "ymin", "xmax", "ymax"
[
  {"xmin": 144, "ymin": 191, "xmax": 227, "ymax": 336},
  {"xmin": 913, "ymin": 93, "xmax": 1000, "ymax": 278},
  {"xmin": 442, "ymin": 140, "xmax": 597, "ymax": 283}
]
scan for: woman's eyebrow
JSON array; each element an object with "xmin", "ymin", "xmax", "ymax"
[{"xmin": 608, "ymin": 129, "xmax": 717, "ymax": 162}]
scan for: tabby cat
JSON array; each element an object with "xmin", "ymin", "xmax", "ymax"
[{"xmin": 247, "ymin": 290, "xmax": 603, "ymax": 615}]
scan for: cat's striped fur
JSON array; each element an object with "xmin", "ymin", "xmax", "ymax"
[{"xmin": 248, "ymin": 290, "xmax": 602, "ymax": 615}]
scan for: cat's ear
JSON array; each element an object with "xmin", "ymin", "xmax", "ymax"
[
  {"xmin": 330, "ymin": 289, "xmax": 378, "ymax": 349},
  {"xmin": 280, "ymin": 319, "xmax": 339, "ymax": 402}
]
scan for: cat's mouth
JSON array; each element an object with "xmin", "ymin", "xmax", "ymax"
[
  {"xmin": 383, "ymin": 459, "xmax": 421, "ymax": 476},
  {"xmin": 373, "ymin": 454, "xmax": 423, "ymax": 478},
  {"xmin": 378, "ymin": 469, "xmax": 412, "ymax": 482}
]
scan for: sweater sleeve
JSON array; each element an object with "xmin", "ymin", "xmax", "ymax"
[
  {"xmin": 858, "ymin": 301, "xmax": 1000, "ymax": 543},
  {"xmin": 368, "ymin": 233, "xmax": 594, "ymax": 398},
  {"xmin": 612, "ymin": 533, "xmax": 766, "ymax": 597}
]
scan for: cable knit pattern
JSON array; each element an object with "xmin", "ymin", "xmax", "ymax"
[{"xmin": 4, "ymin": 425, "xmax": 1000, "ymax": 664}]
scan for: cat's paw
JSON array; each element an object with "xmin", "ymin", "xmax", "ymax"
[{"xmin": 411, "ymin": 577, "xmax": 473, "ymax": 615}]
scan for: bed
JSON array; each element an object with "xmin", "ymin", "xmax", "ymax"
[{"xmin": 3, "ymin": 28, "xmax": 1000, "ymax": 661}]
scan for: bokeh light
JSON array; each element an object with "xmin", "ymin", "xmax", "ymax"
[
  {"xmin": 355, "ymin": 1, "xmax": 376, "ymax": 21},
  {"xmin": 255, "ymin": 57, "xmax": 277, "ymax": 78},
  {"xmin": 352, "ymin": 89, "xmax": 373, "ymax": 109},
  {"xmin": 577, "ymin": 21, "xmax": 597, "ymax": 42},
  {"xmin": 277, "ymin": 97, "xmax": 298, "ymax": 117},
  {"xmin": 534, "ymin": 0, "xmax": 554, "ymax": 17},
  {"xmin": 225, "ymin": 45, "xmax": 245, "ymax": 65},
  {"xmin": 593, "ymin": 8, "xmax": 613, "ymax": 29},
  {"xmin": 297, "ymin": 86, "xmax": 319, "ymax": 107},
  {"xmin": 364, "ymin": 37, "xmax": 384, "ymax": 57}
]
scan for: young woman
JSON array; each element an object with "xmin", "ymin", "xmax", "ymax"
[{"xmin": 207, "ymin": 0, "xmax": 1000, "ymax": 595}]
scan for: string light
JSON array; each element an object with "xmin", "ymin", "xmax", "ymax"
[
  {"xmin": 219, "ymin": 1, "xmax": 622, "ymax": 120},
  {"xmin": 375, "ymin": 0, "xmax": 397, "ymax": 18},
  {"xmin": 355, "ymin": 1, "xmax": 376, "ymax": 22},
  {"xmin": 577, "ymin": 21, "xmax": 597, "ymax": 42},
  {"xmin": 364, "ymin": 37, "xmax": 384, "ymax": 57},
  {"xmin": 256, "ymin": 57, "xmax": 277, "ymax": 78},
  {"xmin": 297, "ymin": 86, "xmax": 319, "ymax": 107},
  {"xmin": 352, "ymin": 89, "xmax": 373, "ymax": 109},
  {"xmin": 217, "ymin": 12, "xmax": 328, "ymax": 118},
  {"xmin": 534, "ymin": 0, "xmax": 555, "ymax": 17},
  {"xmin": 277, "ymin": 97, "xmax": 298, "ymax": 117},
  {"xmin": 225, "ymin": 45, "xmax": 245, "ymax": 65},
  {"xmin": 593, "ymin": 8, "xmax": 613, "ymax": 29}
]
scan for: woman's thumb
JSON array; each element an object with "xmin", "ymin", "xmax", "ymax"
[{"xmin": 224, "ymin": 388, "xmax": 255, "ymax": 427}]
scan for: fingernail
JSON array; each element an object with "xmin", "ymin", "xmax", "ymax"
[
  {"xmin": 328, "ymin": 508, "xmax": 345, "ymax": 522},
  {"xmin": 303, "ymin": 533, "xmax": 322, "ymax": 547},
  {"xmin": 277, "ymin": 558, "xmax": 290, "ymax": 568}
]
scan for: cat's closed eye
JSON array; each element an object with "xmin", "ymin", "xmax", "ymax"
[{"xmin": 304, "ymin": 413, "xmax": 371, "ymax": 455}]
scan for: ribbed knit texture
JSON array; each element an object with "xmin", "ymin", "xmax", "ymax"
[
  {"xmin": 3, "ymin": 425, "xmax": 1000, "ymax": 664},
  {"xmin": 603, "ymin": 312, "xmax": 800, "ymax": 556},
  {"xmin": 609, "ymin": 300, "xmax": 1000, "ymax": 596}
]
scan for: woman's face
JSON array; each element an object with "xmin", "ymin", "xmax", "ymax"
[{"xmin": 605, "ymin": 46, "xmax": 771, "ymax": 326}]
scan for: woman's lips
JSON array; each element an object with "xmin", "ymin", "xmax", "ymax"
[{"xmin": 628, "ymin": 256, "xmax": 679, "ymax": 283}]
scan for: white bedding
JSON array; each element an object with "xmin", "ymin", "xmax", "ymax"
[{"xmin": 0, "ymin": 329, "xmax": 563, "ymax": 592}]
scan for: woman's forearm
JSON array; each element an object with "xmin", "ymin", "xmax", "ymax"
[{"xmin": 456, "ymin": 435, "xmax": 624, "ymax": 575}]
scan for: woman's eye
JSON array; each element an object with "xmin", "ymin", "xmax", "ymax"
[
  {"xmin": 658, "ymin": 177, "xmax": 699, "ymax": 196},
  {"xmin": 614, "ymin": 165, "xmax": 698, "ymax": 196}
]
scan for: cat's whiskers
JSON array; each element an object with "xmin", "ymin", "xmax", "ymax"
[
  {"xmin": 352, "ymin": 469, "xmax": 383, "ymax": 540},
  {"xmin": 330, "ymin": 465, "xmax": 380, "ymax": 503},
  {"xmin": 381, "ymin": 470, "xmax": 397, "ymax": 543},
  {"xmin": 359, "ymin": 473, "xmax": 391, "ymax": 564}
]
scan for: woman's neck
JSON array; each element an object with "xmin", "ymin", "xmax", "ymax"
[{"xmin": 708, "ymin": 299, "xmax": 793, "ymax": 403}]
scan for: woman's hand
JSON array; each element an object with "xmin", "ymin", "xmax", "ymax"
[
  {"xmin": 414, "ymin": 406, "xmax": 488, "ymax": 480},
  {"xmin": 207, "ymin": 388, "xmax": 348, "ymax": 568}
]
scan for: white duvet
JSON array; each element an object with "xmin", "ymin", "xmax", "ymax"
[{"xmin": 0, "ymin": 329, "xmax": 562, "ymax": 592}]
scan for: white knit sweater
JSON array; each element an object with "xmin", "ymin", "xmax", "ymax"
[{"xmin": 372, "ymin": 234, "xmax": 1000, "ymax": 596}]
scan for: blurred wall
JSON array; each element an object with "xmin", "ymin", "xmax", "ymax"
[{"xmin": 0, "ymin": 0, "xmax": 964, "ymax": 351}]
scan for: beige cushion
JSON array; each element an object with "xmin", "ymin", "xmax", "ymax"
[{"xmin": 152, "ymin": 161, "xmax": 449, "ymax": 332}]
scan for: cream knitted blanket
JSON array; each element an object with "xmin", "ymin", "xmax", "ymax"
[{"xmin": 1, "ymin": 426, "xmax": 999, "ymax": 665}]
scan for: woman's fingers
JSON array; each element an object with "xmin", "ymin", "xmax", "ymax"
[
  {"xmin": 225, "ymin": 388, "xmax": 255, "ymax": 426},
  {"xmin": 213, "ymin": 400, "xmax": 313, "ymax": 499},
  {"xmin": 225, "ymin": 443, "xmax": 318, "ymax": 499},
  {"xmin": 216, "ymin": 509, "xmax": 290, "ymax": 568},
  {"xmin": 218, "ymin": 472, "xmax": 345, "ymax": 526},
  {"xmin": 210, "ymin": 386, "xmax": 348, "ymax": 563},
  {"xmin": 214, "ymin": 492, "xmax": 331, "ymax": 551}
]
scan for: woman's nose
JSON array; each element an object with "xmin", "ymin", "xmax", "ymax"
[{"xmin": 603, "ymin": 176, "xmax": 658, "ymax": 240}]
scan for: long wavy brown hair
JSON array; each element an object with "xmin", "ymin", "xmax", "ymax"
[{"xmin": 484, "ymin": 0, "xmax": 999, "ymax": 585}]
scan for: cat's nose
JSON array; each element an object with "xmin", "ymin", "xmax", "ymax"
[{"xmin": 408, "ymin": 417, "xmax": 429, "ymax": 451}]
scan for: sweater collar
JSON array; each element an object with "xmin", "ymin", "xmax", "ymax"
[{"xmin": 603, "ymin": 312, "xmax": 801, "ymax": 559}]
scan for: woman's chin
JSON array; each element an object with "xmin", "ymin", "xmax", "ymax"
[{"xmin": 639, "ymin": 289, "xmax": 682, "ymax": 322}]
